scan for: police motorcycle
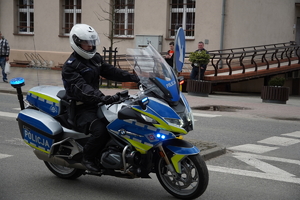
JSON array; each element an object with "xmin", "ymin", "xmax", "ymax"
[{"xmin": 11, "ymin": 44, "xmax": 208, "ymax": 199}]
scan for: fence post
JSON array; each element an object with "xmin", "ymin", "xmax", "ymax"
[{"xmin": 102, "ymin": 47, "xmax": 118, "ymax": 88}]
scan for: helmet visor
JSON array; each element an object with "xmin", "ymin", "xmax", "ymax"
[{"xmin": 73, "ymin": 35, "xmax": 100, "ymax": 47}]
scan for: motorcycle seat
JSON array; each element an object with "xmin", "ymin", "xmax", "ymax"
[{"xmin": 56, "ymin": 90, "xmax": 76, "ymax": 128}]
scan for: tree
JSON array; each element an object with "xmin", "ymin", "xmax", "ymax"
[{"xmin": 94, "ymin": 0, "xmax": 122, "ymax": 65}]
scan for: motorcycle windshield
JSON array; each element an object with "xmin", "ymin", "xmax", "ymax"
[{"xmin": 126, "ymin": 44, "xmax": 180, "ymax": 103}]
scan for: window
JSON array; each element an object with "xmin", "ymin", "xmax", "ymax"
[
  {"xmin": 62, "ymin": 0, "xmax": 81, "ymax": 35},
  {"xmin": 169, "ymin": 0, "xmax": 195, "ymax": 38},
  {"xmin": 114, "ymin": 0, "xmax": 134, "ymax": 37},
  {"xmin": 17, "ymin": 0, "xmax": 34, "ymax": 34}
]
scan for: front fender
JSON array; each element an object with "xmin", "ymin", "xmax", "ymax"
[
  {"xmin": 163, "ymin": 138, "xmax": 200, "ymax": 155},
  {"xmin": 163, "ymin": 139, "xmax": 200, "ymax": 173}
]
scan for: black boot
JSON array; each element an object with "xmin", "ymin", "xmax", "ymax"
[
  {"xmin": 80, "ymin": 119, "xmax": 110, "ymax": 172},
  {"xmin": 82, "ymin": 156, "xmax": 100, "ymax": 172},
  {"xmin": 82, "ymin": 136, "xmax": 101, "ymax": 172}
]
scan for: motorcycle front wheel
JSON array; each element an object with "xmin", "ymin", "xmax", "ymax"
[
  {"xmin": 156, "ymin": 154, "xmax": 209, "ymax": 199},
  {"xmin": 44, "ymin": 161, "xmax": 85, "ymax": 179}
]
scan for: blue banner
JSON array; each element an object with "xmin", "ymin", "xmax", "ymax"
[{"xmin": 174, "ymin": 27, "xmax": 186, "ymax": 73}]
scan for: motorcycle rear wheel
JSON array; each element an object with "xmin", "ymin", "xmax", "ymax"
[
  {"xmin": 156, "ymin": 154, "xmax": 209, "ymax": 199},
  {"xmin": 44, "ymin": 161, "xmax": 85, "ymax": 179}
]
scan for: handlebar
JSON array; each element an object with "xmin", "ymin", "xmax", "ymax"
[{"xmin": 98, "ymin": 90, "xmax": 130, "ymax": 108}]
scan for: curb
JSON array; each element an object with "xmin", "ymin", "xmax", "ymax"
[
  {"xmin": 200, "ymin": 146, "xmax": 227, "ymax": 161},
  {"xmin": 0, "ymin": 89, "xmax": 19, "ymax": 95},
  {"xmin": 186, "ymin": 138, "xmax": 227, "ymax": 161}
]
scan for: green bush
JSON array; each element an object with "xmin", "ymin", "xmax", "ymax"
[
  {"xmin": 268, "ymin": 77, "xmax": 285, "ymax": 86},
  {"xmin": 189, "ymin": 50, "xmax": 211, "ymax": 65}
]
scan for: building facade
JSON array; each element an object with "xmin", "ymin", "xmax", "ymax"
[
  {"xmin": 0, "ymin": 0, "xmax": 300, "ymax": 63},
  {"xmin": 0, "ymin": 0, "xmax": 300, "ymax": 77}
]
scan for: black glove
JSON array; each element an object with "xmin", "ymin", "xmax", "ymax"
[
  {"xmin": 132, "ymin": 74, "xmax": 140, "ymax": 83},
  {"xmin": 100, "ymin": 94, "xmax": 120, "ymax": 105},
  {"xmin": 137, "ymin": 81, "xmax": 142, "ymax": 88}
]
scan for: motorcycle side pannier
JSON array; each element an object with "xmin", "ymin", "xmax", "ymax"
[
  {"xmin": 26, "ymin": 86, "xmax": 65, "ymax": 117},
  {"xmin": 17, "ymin": 109, "xmax": 63, "ymax": 154}
]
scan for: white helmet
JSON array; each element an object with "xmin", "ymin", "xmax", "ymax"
[{"xmin": 69, "ymin": 24, "xmax": 100, "ymax": 59}]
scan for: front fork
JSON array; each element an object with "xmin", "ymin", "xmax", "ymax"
[{"xmin": 158, "ymin": 145, "xmax": 186, "ymax": 175}]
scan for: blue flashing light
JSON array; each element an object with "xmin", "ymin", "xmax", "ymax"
[
  {"xmin": 139, "ymin": 96, "xmax": 149, "ymax": 110},
  {"xmin": 10, "ymin": 77, "xmax": 25, "ymax": 88},
  {"xmin": 156, "ymin": 133, "xmax": 166, "ymax": 140},
  {"xmin": 142, "ymin": 97, "xmax": 149, "ymax": 103},
  {"xmin": 10, "ymin": 77, "xmax": 25, "ymax": 85}
]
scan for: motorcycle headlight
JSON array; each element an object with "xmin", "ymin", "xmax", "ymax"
[
  {"xmin": 178, "ymin": 109, "xmax": 194, "ymax": 130},
  {"xmin": 141, "ymin": 114, "xmax": 157, "ymax": 124},
  {"xmin": 179, "ymin": 109, "xmax": 193, "ymax": 123},
  {"xmin": 164, "ymin": 117, "xmax": 184, "ymax": 128}
]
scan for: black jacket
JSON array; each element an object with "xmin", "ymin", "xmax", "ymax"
[
  {"xmin": 62, "ymin": 52, "xmax": 139, "ymax": 104},
  {"xmin": 165, "ymin": 50, "xmax": 174, "ymax": 67}
]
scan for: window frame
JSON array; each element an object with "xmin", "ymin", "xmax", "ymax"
[
  {"xmin": 169, "ymin": 0, "xmax": 196, "ymax": 39},
  {"xmin": 17, "ymin": 0, "xmax": 34, "ymax": 34},
  {"xmin": 62, "ymin": 0, "xmax": 82, "ymax": 36},
  {"xmin": 113, "ymin": 0, "xmax": 135, "ymax": 38}
]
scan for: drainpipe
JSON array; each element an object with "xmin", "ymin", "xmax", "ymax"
[{"xmin": 220, "ymin": 0, "xmax": 226, "ymax": 69}]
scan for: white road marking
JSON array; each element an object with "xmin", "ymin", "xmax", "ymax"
[
  {"xmin": 5, "ymin": 138, "xmax": 26, "ymax": 146},
  {"xmin": 0, "ymin": 153, "xmax": 13, "ymax": 159},
  {"xmin": 228, "ymin": 144, "xmax": 278, "ymax": 154},
  {"xmin": 193, "ymin": 113, "xmax": 222, "ymax": 118},
  {"xmin": 0, "ymin": 111, "xmax": 17, "ymax": 118},
  {"xmin": 208, "ymin": 152, "xmax": 300, "ymax": 184},
  {"xmin": 233, "ymin": 153, "xmax": 295, "ymax": 177},
  {"xmin": 213, "ymin": 130, "xmax": 300, "ymax": 184},
  {"xmin": 233, "ymin": 152, "xmax": 300, "ymax": 166},
  {"xmin": 208, "ymin": 165, "xmax": 300, "ymax": 184},
  {"xmin": 258, "ymin": 136, "xmax": 300, "ymax": 146},
  {"xmin": 282, "ymin": 131, "xmax": 300, "ymax": 138}
]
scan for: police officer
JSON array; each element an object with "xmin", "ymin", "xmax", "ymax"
[{"xmin": 62, "ymin": 24, "xmax": 139, "ymax": 172}]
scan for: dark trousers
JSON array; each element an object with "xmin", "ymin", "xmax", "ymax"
[
  {"xmin": 190, "ymin": 67, "xmax": 199, "ymax": 80},
  {"xmin": 75, "ymin": 104, "xmax": 110, "ymax": 159},
  {"xmin": 190, "ymin": 66, "xmax": 206, "ymax": 80},
  {"xmin": 0, "ymin": 57, "xmax": 7, "ymax": 81}
]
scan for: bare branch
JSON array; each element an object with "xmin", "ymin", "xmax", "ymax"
[
  {"xmin": 113, "ymin": 39, "xmax": 124, "ymax": 44},
  {"xmin": 94, "ymin": 0, "xmax": 124, "ymax": 64}
]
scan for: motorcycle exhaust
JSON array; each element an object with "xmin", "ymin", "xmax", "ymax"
[{"xmin": 33, "ymin": 149, "xmax": 87, "ymax": 170}]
